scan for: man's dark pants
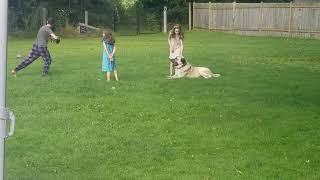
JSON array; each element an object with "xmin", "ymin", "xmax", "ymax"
[{"xmin": 15, "ymin": 44, "xmax": 52, "ymax": 75}]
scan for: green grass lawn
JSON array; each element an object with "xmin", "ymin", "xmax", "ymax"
[{"xmin": 5, "ymin": 32, "xmax": 320, "ymax": 179}]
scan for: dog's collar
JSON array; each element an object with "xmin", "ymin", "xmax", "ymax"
[
  {"xmin": 185, "ymin": 65, "xmax": 192, "ymax": 72},
  {"xmin": 177, "ymin": 64, "xmax": 192, "ymax": 73},
  {"xmin": 176, "ymin": 63, "xmax": 187, "ymax": 69}
]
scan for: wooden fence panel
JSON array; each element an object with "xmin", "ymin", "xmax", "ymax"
[{"xmin": 193, "ymin": 2, "xmax": 320, "ymax": 39}]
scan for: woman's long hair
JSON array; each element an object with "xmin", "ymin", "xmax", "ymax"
[{"xmin": 168, "ymin": 24, "xmax": 184, "ymax": 40}]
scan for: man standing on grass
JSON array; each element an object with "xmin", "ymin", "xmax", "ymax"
[{"xmin": 11, "ymin": 17, "xmax": 60, "ymax": 77}]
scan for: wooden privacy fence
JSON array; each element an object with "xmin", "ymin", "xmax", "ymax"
[{"xmin": 192, "ymin": 2, "xmax": 320, "ymax": 39}]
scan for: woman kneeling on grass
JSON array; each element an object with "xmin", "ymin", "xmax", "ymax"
[{"xmin": 102, "ymin": 30, "xmax": 119, "ymax": 82}]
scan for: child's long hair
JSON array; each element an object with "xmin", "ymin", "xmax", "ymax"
[
  {"xmin": 102, "ymin": 30, "xmax": 115, "ymax": 45},
  {"xmin": 168, "ymin": 24, "xmax": 184, "ymax": 40}
]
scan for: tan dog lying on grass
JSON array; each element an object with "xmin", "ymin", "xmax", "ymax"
[{"xmin": 168, "ymin": 57, "xmax": 221, "ymax": 79}]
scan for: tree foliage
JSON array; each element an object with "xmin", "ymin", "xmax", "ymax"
[{"xmin": 8, "ymin": 0, "xmax": 290, "ymax": 33}]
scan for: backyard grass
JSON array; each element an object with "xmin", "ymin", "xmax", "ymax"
[{"xmin": 5, "ymin": 31, "xmax": 320, "ymax": 179}]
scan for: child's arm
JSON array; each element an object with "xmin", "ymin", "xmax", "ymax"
[
  {"xmin": 109, "ymin": 45, "xmax": 116, "ymax": 60},
  {"xmin": 112, "ymin": 45, "xmax": 116, "ymax": 55},
  {"xmin": 103, "ymin": 42, "xmax": 107, "ymax": 52},
  {"xmin": 180, "ymin": 39, "xmax": 184, "ymax": 56},
  {"xmin": 168, "ymin": 31, "xmax": 174, "ymax": 53},
  {"xmin": 168, "ymin": 38, "xmax": 173, "ymax": 53}
]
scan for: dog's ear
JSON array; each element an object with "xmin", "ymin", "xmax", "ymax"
[{"xmin": 181, "ymin": 58, "xmax": 187, "ymax": 65}]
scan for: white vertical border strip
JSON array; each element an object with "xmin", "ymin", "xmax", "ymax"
[{"xmin": 0, "ymin": 0, "xmax": 8, "ymax": 179}]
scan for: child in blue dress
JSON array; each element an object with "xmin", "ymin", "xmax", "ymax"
[{"xmin": 102, "ymin": 30, "xmax": 118, "ymax": 81}]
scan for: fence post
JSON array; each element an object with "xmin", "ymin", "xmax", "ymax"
[
  {"xmin": 193, "ymin": 1, "xmax": 195, "ymax": 29},
  {"xmin": 259, "ymin": 1, "xmax": 263, "ymax": 32},
  {"xmin": 232, "ymin": 1, "xmax": 236, "ymax": 31},
  {"xmin": 66, "ymin": 17, "xmax": 69, "ymax": 27},
  {"xmin": 208, "ymin": 2, "xmax": 212, "ymax": 30},
  {"xmin": 189, "ymin": 2, "xmax": 192, "ymax": 31},
  {"xmin": 163, "ymin": 6, "xmax": 167, "ymax": 33},
  {"xmin": 42, "ymin": 8, "xmax": 47, "ymax": 26},
  {"xmin": 136, "ymin": 4, "xmax": 141, "ymax": 34},
  {"xmin": 85, "ymin": 10, "xmax": 88, "ymax": 25},
  {"xmin": 288, "ymin": 1, "xmax": 293, "ymax": 36}
]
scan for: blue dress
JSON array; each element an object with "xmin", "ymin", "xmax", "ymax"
[{"xmin": 102, "ymin": 41, "xmax": 116, "ymax": 72}]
